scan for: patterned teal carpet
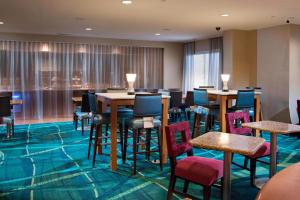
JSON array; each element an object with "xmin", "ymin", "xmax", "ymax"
[{"xmin": 0, "ymin": 121, "xmax": 299, "ymax": 200}]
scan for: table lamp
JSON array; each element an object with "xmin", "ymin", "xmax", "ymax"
[
  {"xmin": 126, "ymin": 73, "xmax": 136, "ymax": 95},
  {"xmin": 221, "ymin": 74, "xmax": 230, "ymax": 92}
]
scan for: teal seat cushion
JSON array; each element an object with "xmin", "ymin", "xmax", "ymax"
[
  {"xmin": 74, "ymin": 106, "xmax": 81, "ymax": 113},
  {"xmin": 1, "ymin": 116, "xmax": 13, "ymax": 124},
  {"xmin": 75, "ymin": 111, "xmax": 89, "ymax": 120},
  {"xmin": 106, "ymin": 107, "xmax": 133, "ymax": 119},
  {"xmin": 127, "ymin": 118, "xmax": 161, "ymax": 129}
]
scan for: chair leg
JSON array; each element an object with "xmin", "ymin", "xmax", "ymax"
[
  {"xmin": 167, "ymin": 175, "xmax": 176, "ymax": 200},
  {"xmin": 250, "ymin": 159, "xmax": 257, "ymax": 187},
  {"xmin": 157, "ymin": 127, "xmax": 163, "ymax": 171},
  {"xmin": 244, "ymin": 157, "xmax": 249, "ymax": 168},
  {"xmin": 183, "ymin": 180, "xmax": 189, "ymax": 194},
  {"xmin": 93, "ymin": 124, "xmax": 102, "ymax": 168},
  {"xmin": 104, "ymin": 124, "xmax": 109, "ymax": 148},
  {"xmin": 119, "ymin": 123, "xmax": 124, "ymax": 159},
  {"xmin": 12, "ymin": 119, "xmax": 14, "ymax": 136},
  {"xmin": 75, "ymin": 115, "xmax": 78, "ymax": 130},
  {"xmin": 203, "ymin": 186, "xmax": 211, "ymax": 200},
  {"xmin": 137, "ymin": 128, "xmax": 141, "ymax": 152},
  {"xmin": 123, "ymin": 124, "xmax": 129, "ymax": 164},
  {"xmin": 81, "ymin": 119, "xmax": 84, "ymax": 136},
  {"xmin": 133, "ymin": 129, "xmax": 138, "ymax": 175},
  {"xmin": 192, "ymin": 113, "xmax": 198, "ymax": 138},
  {"xmin": 88, "ymin": 123, "xmax": 94, "ymax": 159},
  {"xmin": 146, "ymin": 129, "xmax": 151, "ymax": 160}
]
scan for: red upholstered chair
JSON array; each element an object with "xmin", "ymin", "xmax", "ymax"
[
  {"xmin": 165, "ymin": 121, "xmax": 223, "ymax": 200},
  {"xmin": 225, "ymin": 112, "xmax": 276, "ymax": 186}
]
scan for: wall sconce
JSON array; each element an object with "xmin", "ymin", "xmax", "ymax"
[
  {"xmin": 126, "ymin": 73, "xmax": 136, "ymax": 95},
  {"xmin": 221, "ymin": 74, "xmax": 230, "ymax": 92}
]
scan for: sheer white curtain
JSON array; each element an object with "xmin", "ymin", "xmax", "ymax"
[
  {"xmin": 182, "ymin": 42, "xmax": 195, "ymax": 94},
  {"xmin": 182, "ymin": 37, "xmax": 223, "ymax": 93},
  {"xmin": 208, "ymin": 37, "xmax": 223, "ymax": 89},
  {"xmin": 0, "ymin": 41, "xmax": 163, "ymax": 120}
]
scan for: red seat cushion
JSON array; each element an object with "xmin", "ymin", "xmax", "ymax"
[
  {"xmin": 248, "ymin": 142, "xmax": 275, "ymax": 158},
  {"xmin": 175, "ymin": 156, "xmax": 223, "ymax": 186}
]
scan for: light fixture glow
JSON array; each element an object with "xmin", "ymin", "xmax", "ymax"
[
  {"xmin": 0, "ymin": 21, "xmax": 4, "ymax": 25},
  {"xmin": 122, "ymin": 0, "xmax": 132, "ymax": 5},
  {"xmin": 85, "ymin": 27, "xmax": 93, "ymax": 31},
  {"xmin": 41, "ymin": 44, "xmax": 49, "ymax": 52},
  {"xmin": 221, "ymin": 74, "xmax": 230, "ymax": 92},
  {"xmin": 221, "ymin": 14, "xmax": 229, "ymax": 17},
  {"xmin": 126, "ymin": 73, "xmax": 136, "ymax": 95},
  {"xmin": 155, "ymin": 33, "xmax": 161, "ymax": 36}
]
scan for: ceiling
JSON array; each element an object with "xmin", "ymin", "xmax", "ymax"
[{"xmin": 0, "ymin": 0, "xmax": 299, "ymax": 42}]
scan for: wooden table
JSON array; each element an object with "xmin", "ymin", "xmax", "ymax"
[
  {"xmin": 10, "ymin": 99, "xmax": 23, "ymax": 105},
  {"xmin": 72, "ymin": 97, "xmax": 82, "ymax": 105},
  {"xmin": 190, "ymin": 132, "xmax": 265, "ymax": 200},
  {"xmin": 96, "ymin": 92, "xmax": 169, "ymax": 171},
  {"xmin": 256, "ymin": 162, "xmax": 300, "ymax": 200},
  {"xmin": 207, "ymin": 90, "xmax": 261, "ymax": 133},
  {"xmin": 243, "ymin": 121, "xmax": 300, "ymax": 178}
]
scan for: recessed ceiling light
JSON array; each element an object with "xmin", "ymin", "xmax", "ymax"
[
  {"xmin": 0, "ymin": 21, "xmax": 4, "ymax": 25},
  {"xmin": 122, "ymin": 0, "xmax": 132, "ymax": 5},
  {"xmin": 85, "ymin": 28, "xmax": 93, "ymax": 31},
  {"xmin": 221, "ymin": 14, "xmax": 229, "ymax": 17},
  {"xmin": 155, "ymin": 33, "xmax": 161, "ymax": 36}
]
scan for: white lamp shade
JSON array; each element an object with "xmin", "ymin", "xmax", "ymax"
[
  {"xmin": 126, "ymin": 73, "xmax": 136, "ymax": 82},
  {"xmin": 221, "ymin": 74, "xmax": 230, "ymax": 82}
]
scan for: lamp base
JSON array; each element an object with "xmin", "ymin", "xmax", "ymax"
[{"xmin": 127, "ymin": 92, "xmax": 135, "ymax": 95}]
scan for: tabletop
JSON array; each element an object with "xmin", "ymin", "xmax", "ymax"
[
  {"xmin": 10, "ymin": 99, "xmax": 23, "ymax": 105},
  {"xmin": 207, "ymin": 90, "xmax": 262, "ymax": 96},
  {"xmin": 95, "ymin": 92, "xmax": 170, "ymax": 100},
  {"xmin": 256, "ymin": 162, "xmax": 300, "ymax": 200},
  {"xmin": 189, "ymin": 132, "xmax": 265, "ymax": 156},
  {"xmin": 243, "ymin": 120, "xmax": 300, "ymax": 134}
]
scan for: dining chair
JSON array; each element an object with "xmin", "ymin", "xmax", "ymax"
[
  {"xmin": 73, "ymin": 90, "xmax": 88, "ymax": 127},
  {"xmin": 0, "ymin": 96, "xmax": 14, "ymax": 138},
  {"xmin": 182, "ymin": 91, "xmax": 194, "ymax": 120},
  {"xmin": 229, "ymin": 90, "xmax": 255, "ymax": 120},
  {"xmin": 74, "ymin": 93, "xmax": 90, "ymax": 135},
  {"xmin": 169, "ymin": 90, "xmax": 183, "ymax": 122},
  {"xmin": 192, "ymin": 89, "xmax": 219, "ymax": 134},
  {"xmin": 87, "ymin": 92, "xmax": 126, "ymax": 167},
  {"xmin": 192, "ymin": 106, "xmax": 211, "ymax": 138},
  {"xmin": 225, "ymin": 111, "xmax": 277, "ymax": 186},
  {"xmin": 165, "ymin": 121, "xmax": 223, "ymax": 200},
  {"xmin": 123, "ymin": 93, "xmax": 163, "ymax": 175}
]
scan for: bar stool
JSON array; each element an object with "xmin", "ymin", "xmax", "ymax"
[
  {"xmin": 123, "ymin": 93, "xmax": 163, "ymax": 175},
  {"xmin": 192, "ymin": 89, "xmax": 219, "ymax": 137},
  {"xmin": 87, "ymin": 92, "xmax": 130, "ymax": 167},
  {"xmin": 169, "ymin": 90, "xmax": 183, "ymax": 122},
  {"xmin": 74, "ymin": 93, "xmax": 90, "ymax": 135},
  {"xmin": 0, "ymin": 96, "xmax": 14, "ymax": 138}
]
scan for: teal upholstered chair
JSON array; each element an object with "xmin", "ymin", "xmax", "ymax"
[
  {"xmin": 123, "ymin": 93, "xmax": 163, "ymax": 175},
  {"xmin": 229, "ymin": 90, "xmax": 255, "ymax": 120},
  {"xmin": 0, "ymin": 96, "xmax": 14, "ymax": 138},
  {"xmin": 192, "ymin": 89, "xmax": 219, "ymax": 136},
  {"xmin": 87, "ymin": 92, "xmax": 133, "ymax": 167},
  {"xmin": 74, "ymin": 93, "xmax": 91, "ymax": 135}
]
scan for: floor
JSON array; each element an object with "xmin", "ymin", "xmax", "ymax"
[{"xmin": 0, "ymin": 121, "xmax": 299, "ymax": 200}]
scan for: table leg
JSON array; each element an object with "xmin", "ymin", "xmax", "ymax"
[
  {"xmin": 220, "ymin": 96, "xmax": 227, "ymax": 132},
  {"xmin": 161, "ymin": 98, "xmax": 168, "ymax": 164},
  {"xmin": 270, "ymin": 132, "xmax": 277, "ymax": 177},
  {"xmin": 223, "ymin": 151, "xmax": 232, "ymax": 200},
  {"xmin": 254, "ymin": 95, "xmax": 261, "ymax": 137},
  {"xmin": 110, "ymin": 101, "xmax": 118, "ymax": 171}
]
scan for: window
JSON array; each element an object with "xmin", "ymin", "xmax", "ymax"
[{"xmin": 193, "ymin": 53, "xmax": 209, "ymax": 87}]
